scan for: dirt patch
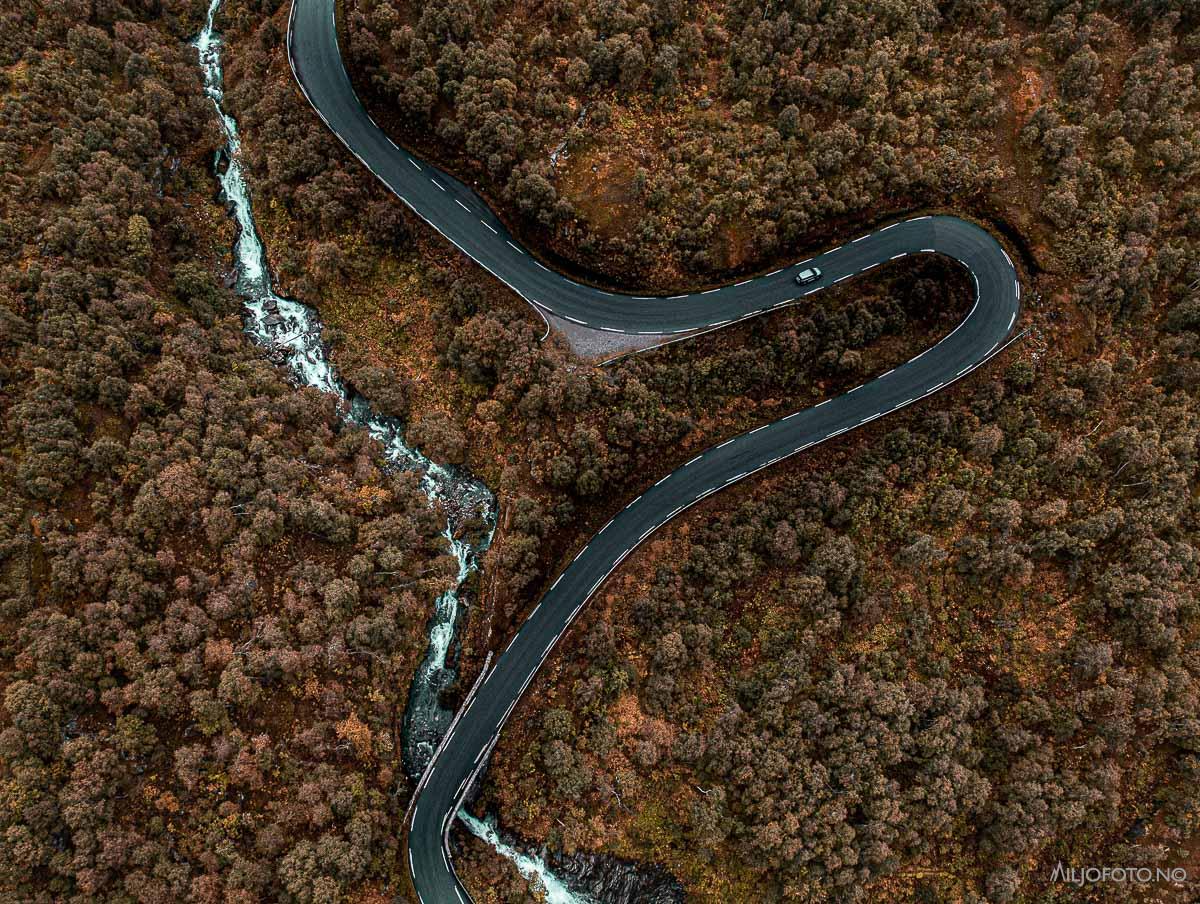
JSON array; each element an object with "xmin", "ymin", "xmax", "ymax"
[
  {"xmin": 559, "ymin": 149, "xmax": 642, "ymax": 235},
  {"xmin": 1013, "ymin": 67, "xmax": 1047, "ymax": 125}
]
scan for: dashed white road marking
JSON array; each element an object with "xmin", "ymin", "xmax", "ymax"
[
  {"xmin": 506, "ymin": 240, "xmax": 523, "ymax": 253},
  {"xmin": 481, "ymin": 221, "xmax": 497, "ymax": 234},
  {"xmin": 891, "ymin": 252, "xmax": 906, "ymax": 260},
  {"xmin": 293, "ymin": 30, "xmax": 1024, "ymax": 892}
]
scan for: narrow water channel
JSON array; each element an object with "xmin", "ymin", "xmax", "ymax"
[
  {"xmin": 193, "ymin": 3, "xmax": 600, "ymax": 901},
  {"xmin": 195, "ymin": 0, "xmax": 496, "ymax": 777}
]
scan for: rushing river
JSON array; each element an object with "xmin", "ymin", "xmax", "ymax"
[
  {"xmin": 194, "ymin": 4, "xmax": 679, "ymax": 902},
  {"xmin": 459, "ymin": 813, "xmax": 598, "ymax": 904},
  {"xmin": 195, "ymin": 0, "xmax": 494, "ymax": 780}
]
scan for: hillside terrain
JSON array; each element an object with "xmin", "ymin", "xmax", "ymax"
[
  {"xmin": 333, "ymin": 1, "xmax": 1200, "ymax": 901},
  {"xmin": 2, "ymin": 0, "xmax": 1200, "ymax": 903},
  {"xmin": 0, "ymin": 3, "xmax": 454, "ymax": 901}
]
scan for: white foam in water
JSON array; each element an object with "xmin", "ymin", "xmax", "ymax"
[
  {"xmin": 459, "ymin": 811, "xmax": 596, "ymax": 904},
  {"xmin": 194, "ymin": 5, "xmax": 589, "ymax": 900},
  {"xmin": 195, "ymin": 0, "xmax": 494, "ymax": 713}
]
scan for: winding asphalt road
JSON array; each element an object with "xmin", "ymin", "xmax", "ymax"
[{"xmin": 286, "ymin": 1, "xmax": 1022, "ymax": 900}]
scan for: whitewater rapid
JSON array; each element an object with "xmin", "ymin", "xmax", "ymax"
[
  {"xmin": 193, "ymin": 3, "xmax": 602, "ymax": 900},
  {"xmin": 196, "ymin": 0, "xmax": 497, "ymax": 777}
]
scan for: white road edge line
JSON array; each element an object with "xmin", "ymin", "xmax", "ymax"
[{"xmin": 288, "ymin": 23, "xmax": 1031, "ymax": 898}]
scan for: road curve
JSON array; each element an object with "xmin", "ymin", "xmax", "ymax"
[{"xmin": 286, "ymin": 1, "xmax": 1022, "ymax": 900}]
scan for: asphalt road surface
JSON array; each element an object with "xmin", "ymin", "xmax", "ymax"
[{"xmin": 286, "ymin": 1, "xmax": 1022, "ymax": 900}]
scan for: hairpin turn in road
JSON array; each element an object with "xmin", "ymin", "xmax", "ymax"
[{"xmin": 285, "ymin": 1, "xmax": 1022, "ymax": 900}]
